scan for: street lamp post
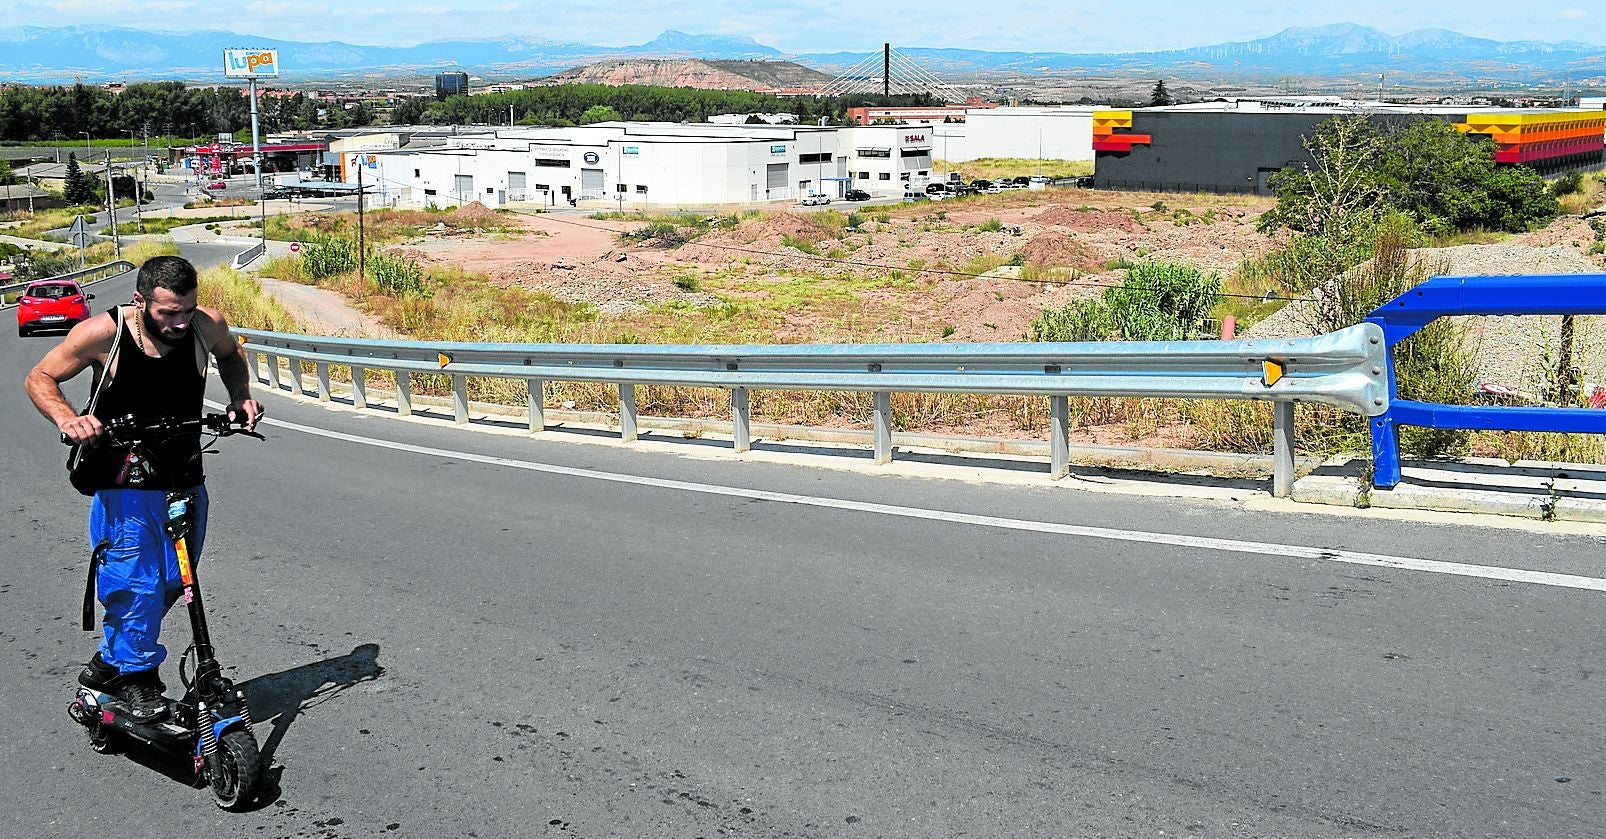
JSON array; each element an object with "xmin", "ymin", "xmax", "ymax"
[
  {"xmin": 80, "ymin": 131, "xmax": 90, "ymax": 154},
  {"xmin": 128, "ymin": 130, "xmax": 144, "ymax": 230}
]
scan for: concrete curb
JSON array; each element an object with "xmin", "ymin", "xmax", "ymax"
[{"xmin": 1293, "ymin": 456, "xmax": 1606, "ymax": 524}]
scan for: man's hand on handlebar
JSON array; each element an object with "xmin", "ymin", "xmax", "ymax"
[
  {"xmin": 58, "ymin": 414, "xmax": 105, "ymax": 446},
  {"xmin": 225, "ymin": 398, "xmax": 264, "ymax": 432}
]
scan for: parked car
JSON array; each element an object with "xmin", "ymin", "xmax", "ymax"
[
  {"xmin": 205, "ymin": 181, "xmax": 227, "ymax": 191},
  {"xmin": 843, "ymin": 189, "xmax": 872, "ymax": 202},
  {"xmin": 798, "ymin": 192, "xmax": 832, "ymax": 206},
  {"xmin": 901, "ymin": 190, "xmax": 929, "ymax": 203},
  {"xmin": 924, "ymin": 183, "xmax": 948, "ymax": 195},
  {"xmin": 16, "ymin": 280, "xmax": 93, "ymax": 336},
  {"xmin": 970, "ymin": 179, "xmax": 993, "ymax": 193}
]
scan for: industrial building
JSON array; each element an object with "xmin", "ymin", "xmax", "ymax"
[
  {"xmin": 364, "ymin": 122, "xmax": 937, "ymax": 208},
  {"xmin": 1091, "ymin": 99, "xmax": 1606, "ymax": 194},
  {"xmin": 930, "ymin": 106, "xmax": 1100, "ymax": 163}
]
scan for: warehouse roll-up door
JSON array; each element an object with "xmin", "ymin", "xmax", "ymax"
[
  {"xmin": 765, "ymin": 163, "xmax": 789, "ymax": 198},
  {"xmin": 453, "ymin": 174, "xmax": 473, "ymax": 202},
  {"xmin": 580, "ymin": 168, "xmax": 605, "ymax": 198}
]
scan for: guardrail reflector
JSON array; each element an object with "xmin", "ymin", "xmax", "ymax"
[
  {"xmin": 1262, "ymin": 359, "xmax": 1285, "ymax": 387},
  {"xmin": 238, "ymin": 335, "xmax": 247, "ymax": 344},
  {"xmin": 438, "ymin": 353, "xmax": 452, "ymax": 369}
]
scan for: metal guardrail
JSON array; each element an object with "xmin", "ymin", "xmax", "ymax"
[
  {"xmin": 1366, "ymin": 273, "xmax": 1606, "ymax": 489},
  {"xmin": 237, "ymin": 324, "xmax": 1388, "ymax": 495},
  {"xmin": 231, "ymin": 242, "xmax": 265, "ymax": 269},
  {"xmin": 0, "ymin": 260, "xmax": 135, "ymax": 307}
]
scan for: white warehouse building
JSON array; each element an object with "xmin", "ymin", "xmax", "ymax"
[
  {"xmin": 366, "ymin": 122, "xmax": 939, "ymax": 209},
  {"xmin": 930, "ymin": 106, "xmax": 1100, "ymax": 164}
]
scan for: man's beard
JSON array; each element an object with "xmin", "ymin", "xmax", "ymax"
[{"xmin": 141, "ymin": 307, "xmax": 187, "ymax": 345}]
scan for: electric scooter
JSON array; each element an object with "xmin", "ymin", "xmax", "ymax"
[{"xmin": 65, "ymin": 412, "xmax": 265, "ymax": 810}]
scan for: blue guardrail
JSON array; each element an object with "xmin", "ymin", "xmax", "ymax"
[{"xmin": 1366, "ymin": 273, "xmax": 1606, "ymax": 489}]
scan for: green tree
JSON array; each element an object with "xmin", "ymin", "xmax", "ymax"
[
  {"xmin": 1148, "ymin": 80, "xmax": 1173, "ymax": 107},
  {"xmin": 62, "ymin": 153, "xmax": 96, "ymax": 206},
  {"xmin": 579, "ymin": 104, "xmax": 622, "ymax": 124}
]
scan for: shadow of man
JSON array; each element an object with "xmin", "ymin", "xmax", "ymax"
[{"xmin": 235, "ymin": 643, "xmax": 384, "ymax": 803}]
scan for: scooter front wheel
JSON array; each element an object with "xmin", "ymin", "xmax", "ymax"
[{"xmin": 208, "ymin": 729, "xmax": 260, "ymax": 810}]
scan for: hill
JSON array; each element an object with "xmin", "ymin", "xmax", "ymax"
[{"xmin": 539, "ymin": 59, "xmax": 830, "ymax": 91}]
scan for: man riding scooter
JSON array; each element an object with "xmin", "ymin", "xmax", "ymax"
[{"xmin": 25, "ymin": 256, "xmax": 263, "ymax": 723}]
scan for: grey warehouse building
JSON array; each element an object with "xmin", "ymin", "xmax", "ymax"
[{"xmin": 1091, "ymin": 99, "xmax": 1606, "ymax": 195}]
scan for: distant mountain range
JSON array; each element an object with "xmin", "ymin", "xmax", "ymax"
[{"xmin": 2, "ymin": 23, "xmax": 1603, "ymax": 88}]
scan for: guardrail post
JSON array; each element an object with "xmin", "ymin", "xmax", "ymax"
[
  {"xmin": 1273, "ymin": 401, "xmax": 1295, "ymax": 498},
  {"xmin": 351, "ymin": 366, "xmax": 367, "ymax": 410},
  {"xmin": 241, "ymin": 348, "xmax": 259, "ymax": 384},
  {"xmin": 1049, "ymin": 395, "xmax": 1069, "ymax": 479},
  {"xmin": 265, "ymin": 353, "xmax": 281, "ymax": 392},
  {"xmin": 619, "ymin": 383, "xmax": 638, "ymax": 442},
  {"xmin": 288, "ymin": 360, "xmax": 304, "ymax": 396},
  {"xmin": 395, "ymin": 372, "xmax": 412, "ymax": 417},
  {"xmin": 316, "ymin": 363, "xmax": 331, "ymax": 403},
  {"xmin": 732, "ymin": 386, "xmax": 751, "ymax": 453},
  {"xmin": 452, "ymin": 375, "xmax": 469, "ymax": 425},
  {"xmin": 873, "ymin": 391, "xmax": 892, "ymax": 465},
  {"xmin": 528, "ymin": 379, "xmax": 544, "ymax": 433}
]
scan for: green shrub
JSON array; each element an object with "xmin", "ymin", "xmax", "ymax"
[
  {"xmin": 1550, "ymin": 172, "xmax": 1584, "ymax": 197},
  {"xmin": 979, "ymin": 218, "xmax": 1003, "ymax": 232},
  {"xmin": 1030, "ymin": 262, "xmax": 1221, "ymax": 342},
  {"xmin": 301, "ymin": 234, "xmax": 360, "ymax": 278},
  {"xmin": 367, "ymin": 251, "xmax": 428, "ymax": 297}
]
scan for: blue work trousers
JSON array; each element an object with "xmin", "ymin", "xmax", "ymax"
[{"xmin": 89, "ymin": 486, "xmax": 208, "ymax": 674}]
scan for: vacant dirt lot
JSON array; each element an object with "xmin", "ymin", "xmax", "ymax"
[{"xmin": 361, "ymin": 187, "xmax": 1603, "ymax": 390}]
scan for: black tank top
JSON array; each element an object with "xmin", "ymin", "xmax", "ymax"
[{"xmin": 86, "ymin": 312, "xmax": 208, "ymax": 491}]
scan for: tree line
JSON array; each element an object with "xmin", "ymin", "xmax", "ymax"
[
  {"xmin": 0, "ymin": 82, "xmax": 374, "ymax": 143},
  {"xmin": 391, "ymin": 86, "xmax": 943, "ymax": 127}
]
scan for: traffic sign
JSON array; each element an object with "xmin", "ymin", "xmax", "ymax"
[
  {"xmin": 289, "ymin": 242, "xmax": 302, "ymax": 253},
  {"xmin": 68, "ymin": 215, "xmax": 91, "ymax": 248}
]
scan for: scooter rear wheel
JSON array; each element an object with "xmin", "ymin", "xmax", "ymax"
[{"xmin": 208, "ymin": 729, "xmax": 260, "ymax": 810}]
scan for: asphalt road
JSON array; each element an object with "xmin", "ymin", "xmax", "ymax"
[{"xmin": 2, "ymin": 247, "xmax": 1604, "ymax": 838}]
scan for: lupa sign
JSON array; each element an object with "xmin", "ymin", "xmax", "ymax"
[{"xmin": 223, "ymin": 49, "xmax": 280, "ymax": 78}]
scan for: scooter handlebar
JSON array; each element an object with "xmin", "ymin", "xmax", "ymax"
[{"xmin": 60, "ymin": 413, "xmax": 261, "ymax": 445}]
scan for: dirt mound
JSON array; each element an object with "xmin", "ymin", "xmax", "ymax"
[
  {"xmin": 1016, "ymin": 231, "xmax": 1105, "ymax": 271},
  {"xmin": 732, "ymin": 212, "xmax": 834, "ymax": 244},
  {"xmin": 443, "ymin": 203, "xmax": 506, "ymax": 228},
  {"xmin": 1032, "ymin": 206, "xmax": 1144, "ymax": 233}
]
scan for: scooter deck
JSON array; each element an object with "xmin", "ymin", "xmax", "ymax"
[{"xmin": 95, "ymin": 698, "xmax": 200, "ymax": 752}]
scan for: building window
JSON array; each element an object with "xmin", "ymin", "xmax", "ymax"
[
  {"xmin": 533, "ymin": 158, "xmax": 570, "ymax": 168},
  {"xmin": 413, "ymin": 169, "xmax": 420, "ymax": 178},
  {"xmin": 878, "ymin": 172, "xmax": 891, "ymax": 181},
  {"xmin": 858, "ymin": 171, "xmax": 870, "ymax": 180},
  {"xmin": 856, "ymin": 148, "xmax": 891, "ymax": 158},
  {"xmin": 799, "ymin": 152, "xmax": 832, "ymax": 164},
  {"xmin": 900, "ymin": 148, "xmax": 930, "ymax": 159}
]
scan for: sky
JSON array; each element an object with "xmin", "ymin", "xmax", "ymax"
[{"xmin": 5, "ymin": 0, "xmax": 1599, "ymax": 54}]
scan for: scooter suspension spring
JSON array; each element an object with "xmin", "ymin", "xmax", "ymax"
[{"xmin": 237, "ymin": 691, "xmax": 253, "ymax": 729}]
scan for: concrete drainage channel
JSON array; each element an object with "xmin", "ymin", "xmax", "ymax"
[{"xmin": 247, "ymin": 364, "xmax": 1606, "ymax": 524}]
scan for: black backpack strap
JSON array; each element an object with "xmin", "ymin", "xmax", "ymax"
[{"xmin": 82, "ymin": 540, "xmax": 109, "ymax": 631}]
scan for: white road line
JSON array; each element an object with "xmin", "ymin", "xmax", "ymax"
[{"xmin": 247, "ymin": 409, "xmax": 1606, "ymax": 594}]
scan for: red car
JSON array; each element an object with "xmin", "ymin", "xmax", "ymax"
[
  {"xmin": 16, "ymin": 280, "xmax": 94, "ymax": 336},
  {"xmin": 206, "ymin": 181, "xmax": 227, "ymax": 191}
]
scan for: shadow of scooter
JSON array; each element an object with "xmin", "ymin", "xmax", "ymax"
[{"xmin": 233, "ymin": 643, "xmax": 385, "ymax": 809}]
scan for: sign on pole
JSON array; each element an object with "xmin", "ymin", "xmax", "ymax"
[
  {"xmin": 222, "ymin": 49, "xmax": 280, "ymax": 78},
  {"xmin": 68, "ymin": 215, "xmax": 89, "ymax": 269},
  {"xmin": 289, "ymin": 242, "xmax": 302, "ymax": 254}
]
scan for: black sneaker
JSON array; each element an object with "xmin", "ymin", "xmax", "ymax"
[
  {"xmin": 78, "ymin": 652, "xmax": 122, "ymax": 692},
  {"xmin": 119, "ymin": 670, "xmax": 169, "ymax": 724}
]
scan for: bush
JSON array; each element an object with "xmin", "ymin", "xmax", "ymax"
[
  {"xmin": 978, "ymin": 218, "xmax": 1003, "ymax": 232},
  {"xmin": 1549, "ymin": 172, "xmax": 1584, "ymax": 197},
  {"xmin": 300, "ymin": 234, "xmax": 360, "ymax": 278},
  {"xmin": 1030, "ymin": 262, "xmax": 1221, "ymax": 342},
  {"xmin": 367, "ymin": 251, "xmax": 428, "ymax": 297}
]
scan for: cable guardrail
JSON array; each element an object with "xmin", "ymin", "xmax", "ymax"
[
  {"xmin": 0, "ymin": 260, "xmax": 135, "ymax": 307},
  {"xmin": 236, "ymin": 324, "xmax": 1388, "ymax": 495}
]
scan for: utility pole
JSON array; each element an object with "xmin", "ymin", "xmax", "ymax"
[
  {"xmin": 357, "ymin": 164, "xmax": 366, "ymax": 280},
  {"xmin": 128, "ymin": 129, "xmax": 143, "ymax": 231},
  {"xmin": 102, "ymin": 151, "xmax": 121, "ymax": 258}
]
